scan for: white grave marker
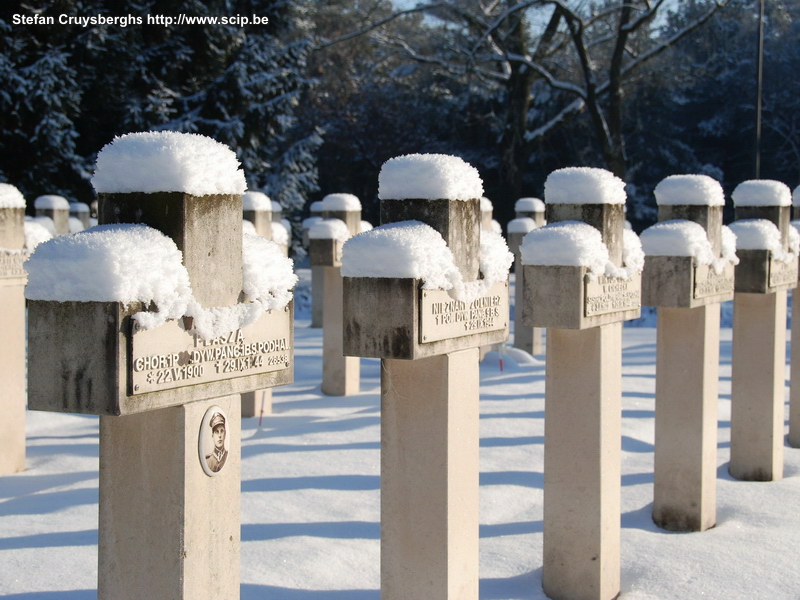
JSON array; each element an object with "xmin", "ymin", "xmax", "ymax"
[
  {"xmin": 641, "ymin": 174, "xmax": 737, "ymax": 532},
  {"xmin": 342, "ymin": 153, "xmax": 511, "ymax": 600},
  {"xmin": 728, "ymin": 180, "xmax": 797, "ymax": 481},
  {"xmin": 26, "ymin": 131, "xmax": 296, "ymax": 598},
  {"xmin": 0, "ymin": 183, "xmax": 27, "ymax": 475},
  {"xmin": 520, "ymin": 166, "xmax": 642, "ymax": 600},
  {"xmin": 790, "ymin": 185, "xmax": 800, "ymax": 448}
]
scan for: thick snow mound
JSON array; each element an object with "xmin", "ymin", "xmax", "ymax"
[
  {"xmin": 732, "ymin": 180, "xmax": 791, "ymax": 207},
  {"xmin": 34, "ymin": 195, "xmax": 69, "ymax": 210},
  {"xmin": 545, "ymin": 167, "xmax": 626, "ymax": 205},
  {"xmin": 242, "ymin": 191, "xmax": 272, "ymax": 211},
  {"xmin": 0, "ymin": 183, "xmax": 25, "ymax": 209},
  {"xmin": 515, "ymin": 197, "xmax": 545, "ymax": 212},
  {"xmin": 378, "ymin": 154, "xmax": 483, "ymax": 200},
  {"xmin": 508, "ymin": 217, "xmax": 537, "ymax": 234},
  {"xmin": 92, "ymin": 131, "xmax": 247, "ymax": 196},
  {"xmin": 322, "ymin": 193, "xmax": 361, "ymax": 211},
  {"xmin": 654, "ymin": 174, "xmax": 725, "ymax": 206}
]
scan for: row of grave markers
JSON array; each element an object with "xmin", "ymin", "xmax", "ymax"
[{"xmin": 2, "ymin": 131, "xmax": 800, "ymax": 600}]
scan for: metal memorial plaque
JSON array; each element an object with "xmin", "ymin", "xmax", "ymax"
[
  {"xmin": 420, "ymin": 280, "xmax": 508, "ymax": 344},
  {"xmin": 693, "ymin": 262, "xmax": 735, "ymax": 300},
  {"xmin": 0, "ymin": 251, "xmax": 27, "ymax": 279},
  {"xmin": 584, "ymin": 273, "xmax": 641, "ymax": 317},
  {"xmin": 768, "ymin": 255, "xmax": 799, "ymax": 289},
  {"xmin": 131, "ymin": 306, "xmax": 292, "ymax": 394}
]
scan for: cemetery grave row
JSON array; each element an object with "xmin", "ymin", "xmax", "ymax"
[{"xmin": 1, "ymin": 130, "xmax": 800, "ymax": 600}]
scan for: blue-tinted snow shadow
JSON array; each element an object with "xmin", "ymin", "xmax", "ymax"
[
  {"xmin": 481, "ymin": 436, "xmax": 544, "ymax": 448},
  {"xmin": 621, "ymin": 436, "xmax": 653, "ymax": 453},
  {"xmin": 0, "ymin": 592, "xmax": 96, "ymax": 600},
  {"xmin": 26, "ymin": 444, "xmax": 98, "ymax": 458},
  {"xmin": 0, "ymin": 471, "xmax": 97, "ymax": 499},
  {"xmin": 243, "ymin": 440, "xmax": 379, "ymax": 458},
  {"xmin": 481, "ymin": 410, "xmax": 545, "ymax": 420},
  {"xmin": 242, "ymin": 520, "xmax": 378, "ymax": 541},
  {"xmin": 480, "ymin": 471, "xmax": 543, "ymax": 488},
  {"xmin": 0, "ymin": 529, "xmax": 96, "ymax": 550},
  {"xmin": 242, "ymin": 584, "xmax": 377, "ymax": 600},
  {"xmin": 480, "ymin": 567, "xmax": 543, "ymax": 599},
  {"xmin": 0, "ymin": 488, "xmax": 98, "ymax": 516},
  {"xmin": 243, "ymin": 474, "xmax": 378, "ymax": 493},
  {"xmin": 481, "ymin": 520, "xmax": 542, "ymax": 538}
]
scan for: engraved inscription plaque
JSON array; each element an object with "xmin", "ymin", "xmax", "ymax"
[
  {"xmin": 0, "ymin": 251, "xmax": 27, "ymax": 279},
  {"xmin": 768, "ymin": 255, "xmax": 799, "ymax": 288},
  {"xmin": 420, "ymin": 280, "xmax": 508, "ymax": 343},
  {"xmin": 693, "ymin": 262, "xmax": 735, "ymax": 300},
  {"xmin": 131, "ymin": 307, "xmax": 292, "ymax": 394},
  {"xmin": 584, "ymin": 274, "xmax": 641, "ymax": 317}
]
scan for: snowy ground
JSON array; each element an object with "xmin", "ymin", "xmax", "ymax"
[{"xmin": 1, "ymin": 272, "xmax": 799, "ymax": 599}]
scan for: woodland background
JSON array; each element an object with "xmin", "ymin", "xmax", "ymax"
[{"xmin": 2, "ymin": 0, "xmax": 799, "ymax": 241}]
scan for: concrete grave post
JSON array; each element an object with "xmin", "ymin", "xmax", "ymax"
[
  {"xmin": 728, "ymin": 180, "xmax": 796, "ymax": 481},
  {"xmin": 0, "ymin": 183, "xmax": 28, "ymax": 475},
  {"xmin": 790, "ymin": 186, "xmax": 800, "ymax": 447},
  {"xmin": 521, "ymin": 167, "xmax": 642, "ymax": 600},
  {"xmin": 480, "ymin": 196, "xmax": 494, "ymax": 230},
  {"xmin": 507, "ymin": 217, "xmax": 543, "ymax": 354},
  {"xmin": 640, "ymin": 174, "xmax": 735, "ymax": 532},
  {"xmin": 241, "ymin": 190, "xmax": 274, "ymax": 418},
  {"xmin": 69, "ymin": 202, "xmax": 91, "ymax": 229},
  {"xmin": 342, "ymin": 154, "xmax": 511, "ymax": 600},
  {"xmin": 311, "ymin": 197, "xmax": 361, "ymax": 396},
  {"xmin": 34, "ymin": 194, "xmax": 70, "ymax": 235},
  {"xmin": 515, "ymin": 196, "xmax": 546, "ymax": 227},
  {"xmin": 25, "ymin": 132, "xmax": 295, "ymax": 599}
]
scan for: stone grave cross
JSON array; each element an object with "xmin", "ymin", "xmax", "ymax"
[
  {"xmin": 728, "ymin": 180, "xmax": 797, "ymax": 482},
  {"xmin": 521, "ymin": 167, "xmax": 642, "ymax": 600},
  {"xmin": 0, "ymin": 183, "xmax": 28, "ymax": 475},
  {"xmin": 641, "ymin": 174, "xmax": 735, "ymax": 532},
  {"xmin": 25, "ymin": 131, "xmax": 294, "ymax": 599},
  {"xmin": 342, "ymin": 153, "xmax": 511, "ymax": 599}
]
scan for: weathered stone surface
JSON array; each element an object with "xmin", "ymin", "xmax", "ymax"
[
  {"xmin": 381, "ymin": 198, "xmax": 480, "ymax": 281},
  {"xmin": 642, "ymin": 256, "xmax": 734, "ymax": 308},
  {"xmin": 730, "ymin": 291, "xmax": 786, "ymax": 481},
  {"xmin": 0, "ymin": 207, "xmax": 25, "ymax": 249},
  {"xmin": 543, "ymin": 323, "xmax": 621, "ymax": 600},
  {"xmin": 309, "ymin": 238, "xmax": 343, "ymax": 267},
  {"xmin": 734, "ymin": 249, "xmax": 798, "ymax": 294},
  {"xmin": 99, "ymin": 191, "xmax": 243, "ymax": 307},
  {"xmin": 652, "ymin": 304, "xmax": 719, "ymax": 532},
  {"xmin": 323, "ymin": 209, "xmax": 361, "ymax": 237},
  {"xmin": 243, "ymin": 209, "xmax": 273, "ymax": 239},
  {"xmin": 343, "ymin": 277, "xmax": 508, "ymax": 360},
  {"xmin": 522, "ymin": 265, "xmax": 640, "ymax": 329},
  {"xmin": 27, "ymin": 300, "xmax": 294, "ymax": 415},
  {"xmin": 658, "ymin": 204, "xmax": 723, "ymax": 256},
  {"xmin": 547, "ymin": 203, "xmax": 626, "ymax": 266}
]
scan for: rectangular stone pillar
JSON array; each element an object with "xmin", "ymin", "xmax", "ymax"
[
  {"xmin": 543, "ymin": 323, "xmax": 621, "ymax": 600},
  {"xmin": 653, "ymin": 304, "xmax": 719, "ymax": 530},
  {"xmin": 311, "ymin": 264, "xmax": 324, "ymax": 328},
  {"xmin": 508, "ymin": 225, "xmax": 542, "ymax": 355},
  {"xmin": 730, "ymin": 291, "xmax": 786, "ymax": 481},
  {"xmin": 642, "ymin": 175, "xmax": 731, "ymax": 532},
  {"xmin": 0, "ymin": 196, "xmax": 27, "ymax": 475},
  {"xmin": 381, "ymin": 348, "xmax": 479, "ymax": 600},
  {"xmin": 729, "ymin": 180, "xmax": 795, "ymax": 481},
  {"xmin": 27, "ymin": 132, "xmax": 295, "ymax": 600},
  {"xmin": 99, "ymin": 394, "xmax": 240, "ymax": 599},
  {"xmin": 343, "ymin": 154, "xmax": 508, "ymax": 600},
  {"xmin": 523, "ymin": 167, "xmax": 637, "ymax": 600},
  {"xmin": 790, "ymin": 287, "xmax": 800, "ymax": 447},
  {"xmin": 322, "ymin": 265, "xmax": 360, "ymax": 396}
]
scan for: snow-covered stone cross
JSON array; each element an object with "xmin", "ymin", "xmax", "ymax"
[
  {"xmin": 0, "ymin": 183, "xmax": 28, "ymax": 475},
  {"xmin": 25, "ymin": 131, "xmax": 296, "ymax": 599},
  {"xmin": 341, "ymin": 153, "xmax": 511, "ymax": 600},
  {"xmin": 728, "ymin": 180, "xmax": 797, "ymax": 482},
  {"xmin": 640, "ymin": 174, "xmax": 736, "ymax": 532},
  {"xmin": 309, "ymin": 193, "xmax": 363, "ymax": 396},
  {"xmin": 520, "ymin": 166, "xmax": 643, "ymax": 600}
]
